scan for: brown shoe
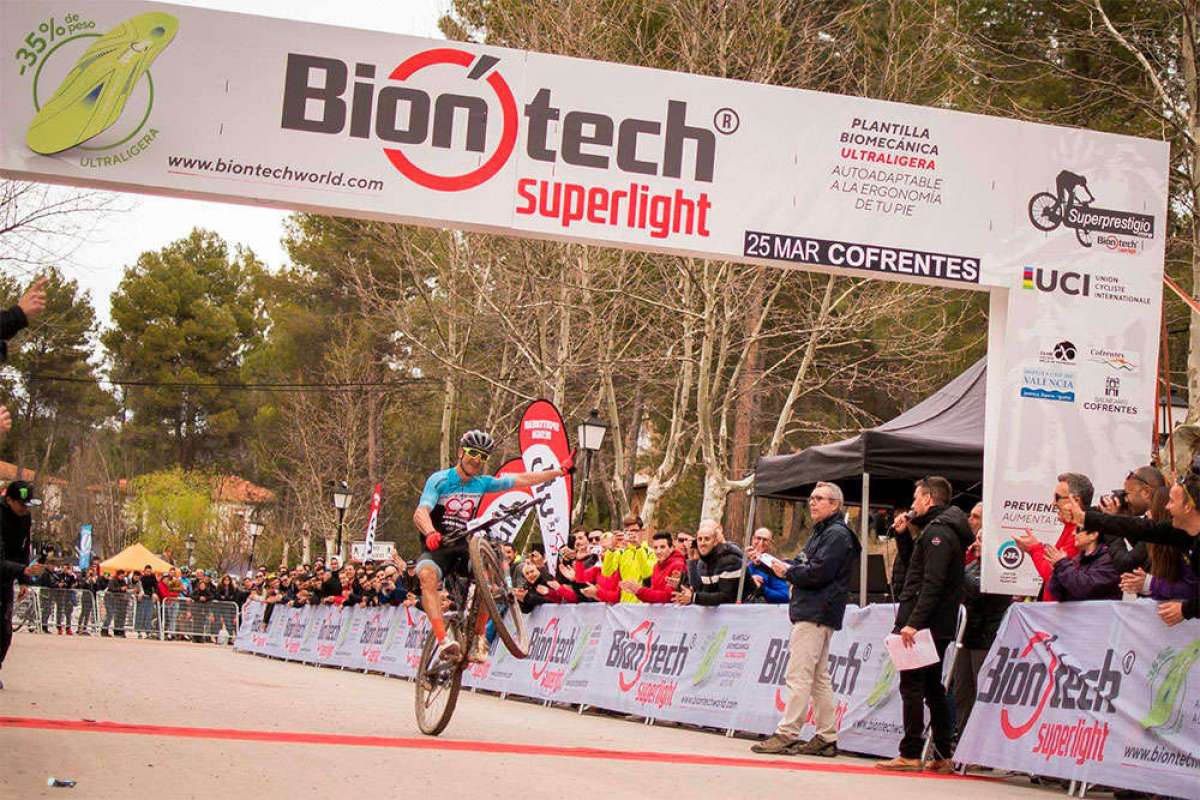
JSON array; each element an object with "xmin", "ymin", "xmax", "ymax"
[
  {"xmin": 875, "ymin": 756, "xmax": 924, "ymax": 771},
  {"xmin": 791, "ymin": 736, "xmax": 838, "ymax": 757},
  {"xmin": 751, "ymin": 734, "xmax": 800, "ymax": 754},
  {"xmin": 923, "ymin": 759, "xmax": 954, "ymax": 774}
]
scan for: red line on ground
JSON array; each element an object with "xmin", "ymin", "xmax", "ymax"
[{"xmin": 0, "ymin": 716, "xmax": 988, "ymax": 781}]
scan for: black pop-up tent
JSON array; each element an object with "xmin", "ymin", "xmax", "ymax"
[
  {"xmin": 755, "ymin": 356, "xmax": 985, "ymax": 504},
  {"xmin": 752, "ymin": 357, "xmax": 986, "ymax": 604}
]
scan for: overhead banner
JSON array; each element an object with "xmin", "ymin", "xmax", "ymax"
[
  {"xmin": 0, "ymin": 2, "xmax": 1169, "ymax": 596},
  {"xmin": 956, "ymin": 601, "xmax": 1200, "ymax": 800},
  {"xmin": 471, "ymin": 457, "xmax": 534, "ymax": 544},
  {"xmin": 0, "ymin": 1, "xmax": 1164, "ymax": 289},
  {"xmin": 518, "ymin": 400, "xmax": 573, "ymax": 570}
]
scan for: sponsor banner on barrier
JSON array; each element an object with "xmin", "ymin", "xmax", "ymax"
[
  {"xmin": 956, "ymin": 601, "xmax": 1200, "ymax": 800},
  {"xmin": 588, "ymin": 604, "xmax": 750, "ymax": 719},
  {"xmin": 234, "ymin": 600, "xmax": 908, "ymax": 755},
  {"xmin": 730, "ymin": 604, "xmax": 897, "ymax": 747}
]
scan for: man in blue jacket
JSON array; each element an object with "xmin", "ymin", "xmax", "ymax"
[
  {"xmin": 752, "ymin": 481, "xmax": 860, "ymax": 756},
  {"xmin": 745, "ymin": 528, "xmax": 789, "ymax": 604}
]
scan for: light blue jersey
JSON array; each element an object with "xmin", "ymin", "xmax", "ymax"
[{"xmin": 418, "ymin": 467, "xmax": 515, "ymax": 544}]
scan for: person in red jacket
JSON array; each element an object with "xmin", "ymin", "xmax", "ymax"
[
  {"xmin": 574, "ymin": 532, "xmax": 620, "ymax": 603},
  {"xmin": 1014, "ymin": 471, "xmax": 1089, "ymax": 601},
  {"xmin": 634, "ymin": 531, "xmax": 686, "ymax": 603}
]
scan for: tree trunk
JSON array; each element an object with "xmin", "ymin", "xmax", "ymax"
[
  {"xmin": 621, "ymin": 368, "xmax": 645, "ymax": 501},
  {"xmin": 366, "ymin": 386, "xmax": 379, "ymax": 483},
  {"xmin": 700, "ymin": 471, "xmax": 733, "ymax": 524},
  {"xmin": 726, "ymin": 270, "xmax": 763, "ymax": 533}
]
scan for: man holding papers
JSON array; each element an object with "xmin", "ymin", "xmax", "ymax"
[
  {"xmin": 877, "ymin": 476, "xmax": 971, "ymax": 773},
  {"xmin": 750, "ymin": 481, "xmax": 859, "ymax": 756}
]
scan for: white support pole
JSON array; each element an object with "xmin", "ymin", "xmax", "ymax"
[{"xmin": 860, "ymin": 472, "xmax": 871, "ymax": 607}]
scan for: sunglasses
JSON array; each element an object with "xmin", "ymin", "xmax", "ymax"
[
  {"xmin": 462, "ymin": 446, "xmax": 490, "ymax": 461},
  {"xmin": 1123, "ymin": 470, "xmax": 1152, "ymax": 489}
]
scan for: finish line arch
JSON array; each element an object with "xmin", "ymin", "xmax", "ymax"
[{"xmin": 0, "ymin": 1, "xmax": 1167, "ymax": 595}]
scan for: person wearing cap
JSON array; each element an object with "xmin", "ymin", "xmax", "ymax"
[{"xmin": 0, "ymin": 480, "xmax": 42, "ymax": 686}]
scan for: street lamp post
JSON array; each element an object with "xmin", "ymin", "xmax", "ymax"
[
  {"xmin": 247, "ymin": 514, "xmax": 264, "ymax": 572},
  {"xmin": 185, "ymin": 533, "xmax": 196, "ymax": 569},
  {"xmin": 332, "ymin": 481, "xmax": 353, "ymax": 562},
  {"xmin": 574, "ymin": 409, "xmax": 608, "ymax": 524}
]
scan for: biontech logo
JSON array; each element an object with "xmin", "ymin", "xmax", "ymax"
[
  {"xmin": 281, "ymin": 49, "xmax": 517, "ymax": 191},
  {"xmin": 281, "ymin": 48, "xmax": 722, "ymax": 203},
  {"xmin": 976, "ymin": 631, "xmax": 1123, "ymax": 740}
]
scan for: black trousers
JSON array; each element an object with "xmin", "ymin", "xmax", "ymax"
[
  {"xmin": 0, "ymin": 579, "xmax": 14, "ymax": 671},
  {"xmin": 898, "ymin": 637, "xmax": 952, "ymax": 759}
]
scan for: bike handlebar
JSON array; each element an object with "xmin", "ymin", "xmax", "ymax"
[{"xmin": 466, "ymin": 494, "xmax": 550, "ymax": 537}]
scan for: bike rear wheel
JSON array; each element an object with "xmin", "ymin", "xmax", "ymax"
[
  {"xmin": 468, "ymin": 536, "xmax": 529, "ymax": 658},
  {"xmin": 414, "ymin": 621, "xmax": 464, "ymax": 736},
  {"xmin": 1027, "ymin": 192, "xmax": 1060, "ymax": 231}
]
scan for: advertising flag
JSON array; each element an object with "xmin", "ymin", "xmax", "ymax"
[
  {"xmin": 78, "ymin": 523, "xmax": 93, "ymax": 570},
  {"xmin": 518, "ymin": 400, "xmax": 573, "ymax": 570},
  {"xmin": 363, "ymin": 483, "xmax": 382, "ymax": 550}
]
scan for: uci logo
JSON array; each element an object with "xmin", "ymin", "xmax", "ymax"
[
  {"xmin": 281, "ymin": 48, "xmax": 518, "ymax": 192},
  {"xmin": 1022, "ymin": 266, "xmax": 1090, "ymax": 297}
]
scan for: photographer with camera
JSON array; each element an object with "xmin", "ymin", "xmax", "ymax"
[
  {"xmin": 1094, "ymin": 466, "xmax": 1167, "ymax": 574},
  {"xmin": 1062, "ymin": 460, "xmax": 1200, "ymax": 626}
]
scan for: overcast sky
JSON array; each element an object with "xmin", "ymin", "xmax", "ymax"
[{"xmin": 50, "ymin": 0, "xmax": 449, "ymax": 327}]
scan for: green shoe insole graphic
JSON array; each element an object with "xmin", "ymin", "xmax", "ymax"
[
  {"xmin": 26, "ymin": 12, "xmax": 178, "ymax": 155},
  {"xmin": 1139, "ymin": 639, "xmax": 1200, "ymax": 729}
]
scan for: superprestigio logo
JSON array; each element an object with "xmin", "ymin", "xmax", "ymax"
[{"xmin": 281, "ymin": 49, "xmax": 723, "ymax": 240}]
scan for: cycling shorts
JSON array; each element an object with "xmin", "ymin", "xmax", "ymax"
[{"xmin": 414, "ymin": 541, "xmax": 471, "ymax": 583}]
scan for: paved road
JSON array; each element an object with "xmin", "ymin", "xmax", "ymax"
[{"xmin": 1, "ymin": 633, "xmax": 1059, "ymax": 798}]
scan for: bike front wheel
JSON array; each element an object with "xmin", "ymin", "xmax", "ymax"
[
  {"xmin": 469, "ymin": 536, "xmax": 530, "ymax": 658},
  {"xmin": 1028, "ymin": 192, "xmax": 1060, "ymax": 231},
  {"xmin": 1075, "ymin": 225, "xmax": 1094, "ymax": 248},
  {"xmin": 414, "ymin": 622, "xmax": 464, "ymax": 736}
]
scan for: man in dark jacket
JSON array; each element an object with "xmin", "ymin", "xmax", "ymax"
[
  {"xmin": 0, "ymin": 479, "xmax": 38, "ymax": 683},
  {"xmin": 953, "ymin": 503, "xmax": 1012, "ymax": 739},
  {"xmin": 1063, "ymin": 473, "xmax": 1200, "ymax": 624},
  {"xmin": 674, "ymin": 521, "xmax": 743, "ymax": 606},
  {"xmin": 752, "ymin": 482, "xmax": 859, "ymax": 756},
  {"xmin": 878, "ymin": 476, "xmax": 971, "ymax": 773}
]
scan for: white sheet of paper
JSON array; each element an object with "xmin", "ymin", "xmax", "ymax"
[
  {"xmin": 885, "ymin": 628, "xmax": 940, "ymax": 671},
  {"xmin": 758, "ymin": 553, "xmax": 785, "ymax": 570}
]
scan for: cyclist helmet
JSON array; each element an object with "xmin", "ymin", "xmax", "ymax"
[{"xmin": 459, "ymin": 429, "xmax": 496, "ymax": 454}]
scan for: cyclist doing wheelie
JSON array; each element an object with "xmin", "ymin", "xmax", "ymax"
[{"xmin": 412, "ymin": 429, "xmax": 569, "ymax": 666}]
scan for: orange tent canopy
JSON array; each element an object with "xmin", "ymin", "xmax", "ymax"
[{"xmin": 98, "ymin": 543, "xmax": 174, "ymax": 575}]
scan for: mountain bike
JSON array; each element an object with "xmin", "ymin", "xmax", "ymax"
[
  {"xmin": 413, "ymin": 494, "xmax": 546, "ymax": 735},
  {"xmin": 1028, "ymin": 184, "xmax": 1096, "ymax": 248}
]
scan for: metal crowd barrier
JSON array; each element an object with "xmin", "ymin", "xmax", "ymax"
[
  {"xmin": 35, "ymin": 588, "xmax": 98, "ymax": 634},
  {"xmin": 12, "ymin": 585, "xmax": 42, "ymax": 633},
  {"xmin": 94, "ymin": 590, "xmax": 156, "ymax": 637},
  {"xmin": 162, "ymin": 598, "xmax": 240, "ymax": 642}
]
